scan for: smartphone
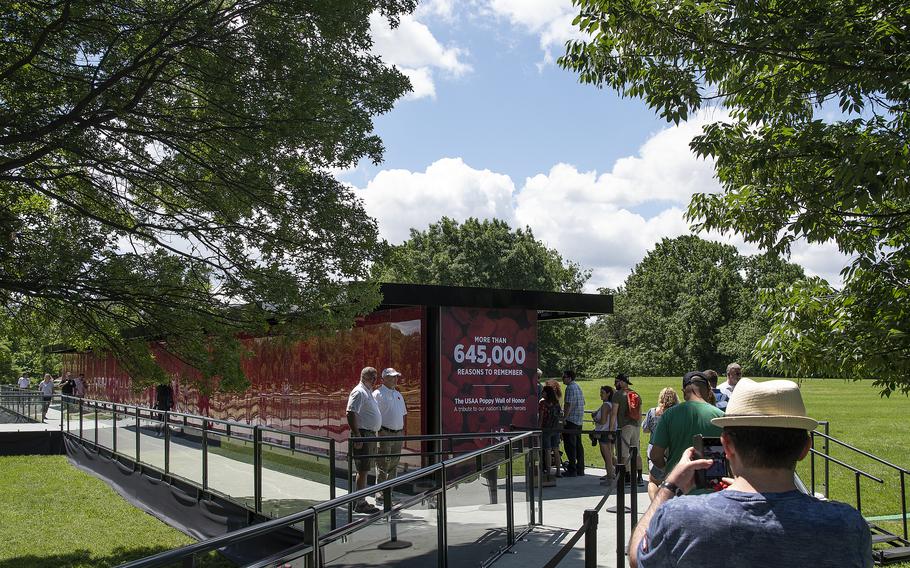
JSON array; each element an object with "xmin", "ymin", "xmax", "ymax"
[{"xmin": 693, "ymin": 435, "xmax": 728, "ymax": 489}]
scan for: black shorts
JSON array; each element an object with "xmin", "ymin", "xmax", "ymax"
[{"xmin": 598, "ymin": 431, "xmax": 617, "ymax": 444}]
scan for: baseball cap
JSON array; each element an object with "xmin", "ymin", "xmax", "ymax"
[
  {"xmin": 615, "ymin": 373, "xmax": 633, "ymax": 386},
  {"xmin": 682, "ymin": 371, "xmax": 710, "ymax": 389},
  {"xmin": 381, "ymin": 368, "xmax": 401, "ymax": 378}
]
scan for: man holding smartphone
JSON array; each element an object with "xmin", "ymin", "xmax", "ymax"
[{"xmin": 629, "ymin": 379, "xmax": 872, "ymax": 568}]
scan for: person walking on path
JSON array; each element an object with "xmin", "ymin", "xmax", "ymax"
[
  {"xmin": 648, "ymin": 372, "xmax": 724, "ymax": 493},
  {"xmin": 561, "ymin": 369, "xmax": 586, "ymax": 477},
  {"xmin": 630, "ymin": 378, "xmax": 872, "ymax": 568},
  {"xmin": 593, "ymin": 385, "xmax": 616, "ymax": 484},
  {"xmin": 38, "ymin": 373, "xmax": 54, "ymax": 421},
  {"xmin": 611, "ymin": 373, "xmax": 644, "ymax": 486},
  {"xmin": 641, "ymin": 387, "xmax": 679, "ymax": 499},
  {"xmin": 73, "ymin": 373, "xmax": 87, "ymax": 398},
  {"xmin": 539, "ymin": 385, "xmax": 563, "ymax": 481},
  {"xmin": 154, "ymin": 382, "xmax": 174, "ymax": 436},
  {"xmin": 373, "ymin": 367, "xmax": 407, "ymax": 506},
  {"xmin": 17, "ymin": 373, "xmax": 30, "ymax": 389},
  {"xmin": 346, "ymin": 366, "xmax": 382, "ymax": 514}
]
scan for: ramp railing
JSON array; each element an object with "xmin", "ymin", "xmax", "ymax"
[
  {"xmin": 117, "ymin": 430, "xmax": 542, "ymax": 568},
  {"xmin": 56, "ymin": 394, "xmax": 340, "ymax": 525}
]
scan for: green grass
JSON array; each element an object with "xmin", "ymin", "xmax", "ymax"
[
  {"xmin": 0, "ymin": 455, "xmax": 232, "ymax": 568},
  {"xmin": 574, "ymin": 376, "xmax": 910, "ymax": 562}
]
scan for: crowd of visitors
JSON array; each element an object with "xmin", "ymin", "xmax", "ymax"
[
  {"xmin": 529, "ymin": 365, "xmax": 872, "ymax": 567},
  {"xmin": 14, "ymin": 370, "xmax": 88, "ymax": 421}
]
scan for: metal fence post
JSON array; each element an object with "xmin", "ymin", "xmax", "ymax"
[
  {"xmin": 437, "ymin": 466, "xmax": 448, "ymax": 568},
  {"xmin": 164, "ymin": 411, "xmax": 171, "ymax": 475},
  {"xmin": 630, "ymin": 446, "xmax": 638, "ymax": 531},
  {"xmin": 810, "ymin": 431, "xmax": 816, "ymax": 495},
  {"xmin": 202, "ymin": 419, "xmax": 209, "ymax": 493},
  {"xmin": 506, "ymin": 439, "xmax": 515, "ymax": 546},
  {"xmin": 329, "ymin": 438, "xmax": 337, "ymax": 530},
  {"xmin": 824, "ymin": 422, "xmax": 830, "ymax": 499},
  {"xmin": 79, "ymin": 399, "xmax": 83, "ymax": 439},
  {"xmin": 135, "ymin": 406, "xmax": 141, "ymax": 466},
  {"xmin": 253, "ymin": 425, "xmax": 262, "ymax": 514},
  {"xmin": 112, "ymin": 409, "xmax": 118, "ymax": 454},
  {"xmin": 584, "ymin": 508, "xmax": 598, "ymax": 568},
  {"xmin": 616, "ymin": 463, "xmax": 626, "ymax": 568}
]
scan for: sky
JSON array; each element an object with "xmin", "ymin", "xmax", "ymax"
[{"xmin": 337, "ymin": 0, "xmax": 849, "ymax": 291}]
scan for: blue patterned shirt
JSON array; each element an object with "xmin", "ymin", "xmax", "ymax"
[
  {"xmin": 638, "ymin": 489, "xmax": 872, "ymax": 567},
  {"xmin": 563, "ymin": 381, "xmax": 585, "ymax": 425}
]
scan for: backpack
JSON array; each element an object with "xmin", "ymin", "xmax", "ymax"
[
  {"xmin": 626, "ymin": 390, "xmax": 642, "ymax": 421},
  {"xmin": 541, "ymin": 400, "xmax": 563, "ymax": 429}
]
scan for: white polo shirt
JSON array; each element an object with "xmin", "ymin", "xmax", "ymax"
[
  {"xmin": 346, "ymin": 381, "xmax": 381, "ymax": 432},
  {"xmin": 373, "ymin": 384, "xmax": 407, "ymax": 431},
  {"xmin": 18, "ymin": 376, "xmax": 30, "ymax": 388}
]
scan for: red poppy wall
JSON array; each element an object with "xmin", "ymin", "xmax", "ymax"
[{"xmin": 62, "ymin": 307, "xmax": 426, "ymax": 442}]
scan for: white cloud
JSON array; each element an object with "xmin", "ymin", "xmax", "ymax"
[
  {"xmin": 485, "ymin": 0, "xmax": 586, "ymax": 66},
  {"xmin": 352, "ymin": 114, "xmax": 847, "ymax": 290},
  {"xmin": 415, "ymin": 0, "xmax": 457, "ymax": 21},
  {"xmin": 357, "ymin": 158, "xmax": 516, "ymax": 243},
  {"xmin": 370, "ymin": 12, "xmax": 471, "ymax": 100}
]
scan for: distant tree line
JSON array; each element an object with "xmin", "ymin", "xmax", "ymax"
[{"xmin": 376, "ymin": 218, "xmax": 815, "ymax": 379}]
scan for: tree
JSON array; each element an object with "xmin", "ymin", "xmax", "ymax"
[
  {"xmin": 1, "ymin": 1, "xmax": 417, "ymax": 390},
  {"xmin": 560, "ymin": 0, "xmax": 910, "ymax": 392},
  {"xmin": 374, "ymin": 217, "xmax": 591, "ymax": 375},
  {"xmin": 587, "ymin": 236, "xmax": 805, "ymax": 377}
]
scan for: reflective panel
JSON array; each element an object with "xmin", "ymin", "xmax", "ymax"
[
  {"xmin": 445, "ymin": 466, "xmax": 508, "ymax": 566},
  {"xmin": 260, "ymin": 438, "xmax": 332, "ymax": 518},
  {"xmin": 512, "ymin": 452, "xmax": 531, "ymax": 534},
  {"xmin": 322, "ymin": 500, "xmax": 439, "ymax": 568},
  {"xmin": 114, "ymin": 410, "xmax": 137, "ymax": 460},
  {"xmin": 167, "ymin": 425, "xmax": 204, "ymax": 485},
  {"xmin": 205, "ymin": 425, "xmax": 255, "ymax": 508}
]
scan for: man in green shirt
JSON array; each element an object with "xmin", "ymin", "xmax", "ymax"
[{"xmin": 649, "ymin": 371, "xmax": 724, "ymax": 490}]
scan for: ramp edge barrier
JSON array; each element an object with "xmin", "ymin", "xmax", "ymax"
[{"xmin": 116, "ymin": 429, "xmax": 542, "ymax": 568}]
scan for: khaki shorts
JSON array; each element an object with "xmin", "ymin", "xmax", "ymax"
[
  {"xmin": 377, "ymin": 429, "xmax": 404, "ymax": 482},
  {"xmin": 352, "ymin": 429, "xmax": 378, "ymax": 472},
  {"xmin": 618, "ymin": 424, "xmax": 641, "ymax": 462}
]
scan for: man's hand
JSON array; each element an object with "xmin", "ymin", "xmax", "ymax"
[{"xmin": 664, "ymin": 447, "xmax": 714, "ymax": 494}]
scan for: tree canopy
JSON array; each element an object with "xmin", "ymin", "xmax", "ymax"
[
  {"xmin": 587, "ymin": 235, "xmax": 805, "ymax": 377},
  {"xmin": 374, "ymin": 217, "xmax": 591, "ymax": 375},
  {"xmin": 1, "ymin": 1, "xmax": 416, "ymax": 389},
  {"xmin": 560, "ymin": 0, "xmax": 910, "ymax": 393}
]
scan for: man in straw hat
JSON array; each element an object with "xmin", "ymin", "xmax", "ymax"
[{"xmin": 630, "ymin": 378, "xmax": 872, "ymax": 568}]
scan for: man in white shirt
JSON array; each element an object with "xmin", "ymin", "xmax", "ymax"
[
  {"xmin": 17, "ymin": 374, "xmax": 30, "ymax": 389},
  {"xmin": 373, "ymin": 368, "xmax": 408, "ymax": 504},
  {"xmin": 717, "ymin": 363, "xmax": 743, "ymax": 401},
  {"xmin": 346, "ymin": 366, "xmax": 382, "ymax": 514}
]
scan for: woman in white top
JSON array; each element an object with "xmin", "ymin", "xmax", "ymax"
[
  {"xmin": 593, "ymin": 385, "xmax": 616, "ymax": 484},
  {"xmin": 38, "ymin": 373, "xmax": 54, "ymax": 421}
]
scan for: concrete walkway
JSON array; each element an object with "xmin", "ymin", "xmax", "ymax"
[{"xmin": 491, "ymin": 469, "xmax": 649, "ymax": 568}]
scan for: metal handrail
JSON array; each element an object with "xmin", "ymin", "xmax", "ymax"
[
  {"xmin": 56, "ymin": 394, "xmax": 338, "ymax": 524},
  {"xmin": 810, "ymin": 425, "xmax": 908, "ymax": 538},
  {"xmin": 117, "ymin": 430, "xmax": 541, "ymax": 568},
  {"xmin": 812, "ymin": 430, "xmax": 910, "ymax": 475},
  {"xmin": 808, "ymin": 449, "xmax": 884, "ymax": 484}
]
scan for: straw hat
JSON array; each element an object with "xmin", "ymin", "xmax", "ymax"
[{"xmin": 711, "ymin": 378, "xmax": 818, "ymax": 430}]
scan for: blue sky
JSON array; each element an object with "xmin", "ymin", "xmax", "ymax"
[{"xmin": 339, "ymin": 0, "xmax": 847, "ymax": 290}]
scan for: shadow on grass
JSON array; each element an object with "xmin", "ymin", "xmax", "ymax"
[{"xmin": 0, "ymin": 546, "xmax": 234, "ymax": 568}]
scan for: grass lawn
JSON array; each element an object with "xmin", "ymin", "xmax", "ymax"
[
  {"xmin": 0, "ymin": 455, "xmax": 232, "ymax": 568},
  {"xmin": 573, "ymin": 376, "xmax": 910, "ymax": 559}
]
